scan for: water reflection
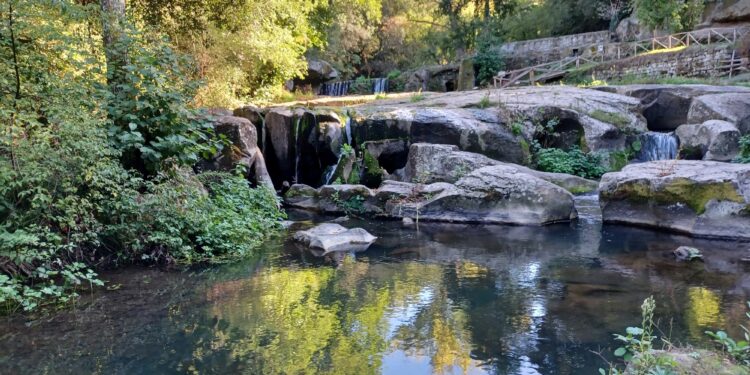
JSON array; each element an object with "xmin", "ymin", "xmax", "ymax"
[{"xmin": 1, "ymin": 215, "xmax": 749, "ymax": 375}]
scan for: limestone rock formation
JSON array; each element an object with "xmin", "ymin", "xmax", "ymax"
[
  {"xmin": 599, "ymin": 160, "xmax": 750, "ymax": 240},
  {"xmin": 675, "ymin": 120, "xmax": 741, "ymax": 161},
  {"xmin": 293, "ymin": 223, "xmax": 376, "ymax": 253}
]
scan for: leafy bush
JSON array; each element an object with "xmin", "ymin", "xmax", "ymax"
[
  {"xmin": 474, "ymin": 33, "xmax": 505, "ymax": 85},
  {"xmin": 736, "ymin": 136, "xmax": 750, "ymax": 163},
  {"xmin": 0, "ymin": 1, "xmax": 285, "ymax": 313},
  {"xmin": 535, "ymin": 147, "xmax": 608, "ymax": 179},
  {"xmin": 705, "ymin": 301, "xmax": 750, "ymax": 366}
]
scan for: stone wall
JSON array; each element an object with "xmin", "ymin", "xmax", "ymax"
[
  {"xmin": 589, "ymin": 45, "xmax": 737, "ymax": 80},
  {"xmin": 498, "ymin": 31, "xmax": 611, "ymax": 69}
]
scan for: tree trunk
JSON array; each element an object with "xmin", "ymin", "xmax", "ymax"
[{"xmin": 100, "ymin": 0, "xmax": 127, "ymax": 89}]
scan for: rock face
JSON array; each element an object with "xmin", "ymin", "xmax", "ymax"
[
  {"xmin": 675, "ymin": 120, "xmax": 741, "ymax": 161},
  {"xmin": 687, "ymin": 93, "xmax": 750, "ymax": 134},
  {"xmin": 391, "ymin": 143, "xmax": 599, "ymax": 193},
  {"xmin": 293, "ymin": 223, "xmax": 376, "ymax": 253},
  {"xmin": 285, "ymin": 165, "xmax": 578, "ymax": 226},
  {"xmin": 292, "ymin": 59, "xmax": 339, "ymax": 93},
  {"xmin": 263, "ymin": 108, "xmax": 343, "ymax": 188},
  {"xmin": 599, "ymin": 85, "xmax": 750, "ymax": 131},
  {"xmin": 599, "ymin": 161, "xmax": 750, "ymax": 240},
  {"xmin": 353, "ymin": 86, "xmax": 646, "ymax": 164},
  {"xmin": 199, "ymin": 115, "xmax": 274, "ymax": 190},
  {"xmin": 394, "ymin": 166, "xmax": 578, "ymax": 225}
]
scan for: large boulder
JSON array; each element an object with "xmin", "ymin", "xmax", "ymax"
[
  {"xmin": 263, "ymin": 108, "xmax": 343, "ymax": 188},
  {"xmin": 199, "ymin": 115, "xmax": 274, "ymax": 190},
  {"xmin": 392, "ymin": 143, "xmax": 598, "ymax": 194},
  {"xmin": 293, "ymin": 223, "xmax": 376, "ymax": 253},
  {"xmin": 675, "ymin": 120, "xmax": 741, "ymax": 161},
  {"xmin": 354, "ymin": 86, "xmax": 646, "ymax": 160},
  {"xmin": 598, "ymin": 85, "xmax": 750, "ymax": 131},
  {"xmin": 687, "ymin": 93, "xmax": 750, "ymax": 134},
  {"xmin": 285, "ymin": 166, "xmax": 579, "ymax": 226},
  {"xmin": 702, "ymin": 1, "xmax": 750, "ymax": 26},
  {"xmin": 599, "ymin": 161, "xmax": 750, "ymax": 240},
  {"xmin": 387, "ymin": 166, "xmax": 577, "ymax": 225}
]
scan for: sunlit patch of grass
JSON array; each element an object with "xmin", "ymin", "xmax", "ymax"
[{"xmin": 638, "ymin": 45, "xmax": 687, "ymax": 56}]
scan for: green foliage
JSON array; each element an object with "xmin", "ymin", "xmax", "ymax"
[
  {"xmin": 104, "ymin": 26, "xmax": 220, "ymax": 174},
  {"xmin": 474, "ymin": 33, "xmax": 505, "ymax": 85},
  {"xmin": 478, "ymin": 93, "xmax": 491, "ymax": 108},
  {"xmin": 705, "ymin": 301, "xmax": 750, "ymax": 366},
  {"xmin": 0, "ymin": 1, "xmax": 285, "ymax": 313},
  {"xmin": 331, "ymin": 191, "xmax": 366, "ymax": 216},
  {"xmin": 736, "ymin": 136, "xmax": 750, "ymax": 163},
  {"xmin": 131, "ymin": 0, "xmax": 325, "ymax": 106},
  {"xmin": 602, "ymin": 296, "xmax": 677, "ymax": 375},
  {"xmin": 511, "ymin": 121, "xmax": 524, "ymax": 136},
  {"xmin": 634, "ymin": 0, "xmax": 704, "ymax": 33},
  {"xmin": 535, "ymin": 147, "xmax": 608, "ymax": 179},
  {"xmin": 410, "ymin": 90, "xmax": 426, "ymax": 102},
  {"xmin": 350, "ymin": 76, "xmax": 373, "ymax": 95}
]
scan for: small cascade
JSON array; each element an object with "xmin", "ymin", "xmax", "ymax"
[
  {"xmin": 320, "ymin": 78, "xmax": 389, "ymax": 96},
  {"xmin": 638, "ymin": 131, "xmax": 679, "ymax": 161},
  {"xmin": 258, "ymin": 113, "xmax": 267, "ymax": 153},
  {"xmin": 344, "ymin": 117, "xmax": 352, "ymax": 145},
  {"xmin": 320, "ymin": 80, "xmax": 352, "ymax": 96},
  {"xmin": 323, "ymin": 154, "xmax": 342, "ymax": 185},
  {"xmin": 372, "ymin": 78, "xmax": 388, "ymax": 95},
  {"xmin": 573, "ymin": 194, "xmax": 601, "ymax": 224},
  {"xmin": 294, "ymin": 116, "xmax": 301, "ymax": 184}
]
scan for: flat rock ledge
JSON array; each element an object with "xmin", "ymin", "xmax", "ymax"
[
  {"xmin": 293, "ymin": 223, "xmax": 377, "ymax": 253},
  {"xmin": 286, "ymin": 165, "xmax": 578, "ymax": 226},
  {"xmin": 599, "ymin": 160, "xmax": 750, "ymax": 240}
]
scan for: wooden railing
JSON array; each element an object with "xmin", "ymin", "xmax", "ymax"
[{"xmin": 494, "ymin": 26, "xmax": 750, "ymax": 89}]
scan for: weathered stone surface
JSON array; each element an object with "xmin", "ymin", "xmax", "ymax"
[
  {"xmin": 286, "ymin": 165, "xmax": 578, "ymax": 226},
  {"xmin": 389, "ymin": 166, "xmax": 577, "ymax": 225},
  {"xmin": 599, "ymin": 161, "xmax": 750, "ymax": 240},
  {"xmin": 676, "ymin": 120, "xmax": 741, "ymax": 161},
  {"xmin": 687, "ymin": 93, "xmax": 750, "ymax": 134},
  {"xmin": 703, "ymin": 0, "xmax": 750, "ymax": 25},
  {"xmin": 456, "ymin": 58, "xmax": 475, "ymax": 91},
  {"xmin": 392, "ymin": 143, "xmax": 598, "ymax": 194},
  {"xmin": 600, "ymin": 85, "xmax": 750, "ymax": 131},
  {"xmin": 293, "ymin": 223, "xmax": 376, "ymax": 253},
  {"xmin": 200, "ymin": 115, "xmax": 274, "ymax": 190},
  {"xmin": 354, "ymin": 86, "xmax": 646, "ymax": 159},
  {"xmin": 626, "ymin": 349, "xmax": 747, "ymax": 375}
]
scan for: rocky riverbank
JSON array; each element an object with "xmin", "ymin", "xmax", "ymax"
[{"xmin": 207, "ymin": 84, "xmax": 750, "ymax": 239}]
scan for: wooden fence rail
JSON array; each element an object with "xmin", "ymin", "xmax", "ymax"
[{"xmin": 494, "ymin": 26, "xmax": 750, "ymax": 89}]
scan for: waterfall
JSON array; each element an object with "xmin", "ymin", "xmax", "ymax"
[
  {"xmin": 638, "ymin": 131, "xmax": 678, "ymax": 161},
  {"xmin": 324, "ymin": 154, "xmax": 342, "ymax": 185},
  {"xmin": 294, "ymin": 116, "xmax": 301, "ymax": 184},
  {"xmin": 344, "ymin": 117, "xmax": 352, "ymax": 145},
  {"xmin": 373, "ymin": 78, "xmax": 388, "ymax": 95},
  {"xmin": 320, "ymin": 78, "xmax": 389, "ymax": 96}
]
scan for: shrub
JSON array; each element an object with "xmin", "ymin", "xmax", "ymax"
[
  {"xmin": 535, "ymin": 147, "xmax": 607, "ymax": 179},
  {"xmin": 474, "ymin": 33, "xmax": 505, "ymax": 85},
  {"xmin": 736, "ymin": 136, "xmax": 750, "ymax": 163}
]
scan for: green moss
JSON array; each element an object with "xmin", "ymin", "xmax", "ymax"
[
  {"xmin": 360, "ymin": 150, "xmax": 384, "ymax": 188},
  {"xmin": 607, "ymin": 179, "xmax": 745, "ymax": 214},
  {"xmin": 589, "ymin": 109, "xmax": 630, "ymax": 128},
  {"xmin": 608, "ymin": 150, "xmax": 630, "ymax": 172}
]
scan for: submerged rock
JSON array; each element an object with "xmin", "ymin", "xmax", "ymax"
[
  {"xmin": 672, "ymin": 246, "xmax": 703, "ymax": 261},
  {"xmin": 293, "ymin": 223, "xmax": 376, "ymax": 253},
  {"xmin": 599, "ymin": 161, "xmax": 750, "ymax": 240}
]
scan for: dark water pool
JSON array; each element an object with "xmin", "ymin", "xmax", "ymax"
[{"xmin": 2, "ymin": 201, "xmax": 750, "ymax": 374}]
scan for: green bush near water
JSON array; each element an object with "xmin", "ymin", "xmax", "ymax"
[
  {"xmin": 0, "ymin": 1, "xmax": 284, "ymax": 314},
  {"xmin": 534, "ymin": 147, "xmax": 608, "ymax": 179}
]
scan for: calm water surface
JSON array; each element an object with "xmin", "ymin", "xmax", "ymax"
[{"xmin": 2, "ymin": 200, "xmax": 750, "ymax": 375}]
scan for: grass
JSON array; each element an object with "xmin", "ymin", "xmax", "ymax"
[{"xmin": 410, "ymin": 90, "xmax": 426, "ymax": 103}]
